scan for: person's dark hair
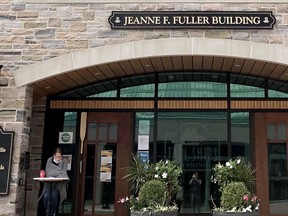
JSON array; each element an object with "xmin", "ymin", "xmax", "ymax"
[{"xmin": 54, "ymin": 147, "xmax": 62, "ymax": 155}]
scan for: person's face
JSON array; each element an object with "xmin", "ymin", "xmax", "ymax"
[{"xmin": 54, "ymin": 152, "xmax": 62, "ymax": 163}]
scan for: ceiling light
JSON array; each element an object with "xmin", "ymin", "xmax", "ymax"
[
  {"xmin": 95, "ymin": 72, "xmax": 100, "ymax": 76},
  {"xmin": 234, "ymin": 64, "xmax": 241, "ymax": 67},
  {"xmin": 45, "ymin": 85, "xmax": 51, "ymax": 89},
  {"xmin": 144, "ymin": 64, "xmax": 151, "ymax": 67}
]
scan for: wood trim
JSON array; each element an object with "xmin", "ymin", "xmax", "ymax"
[
  {"xmin": 253, "ymin": 113, "xmax": 270, "ymax": 216},
  {"xmin": 231, "ymin": 100, "xmax": 288, "ymax": 109},
  {"xmin": 51, "ymin": 99, "xmax": 288, "ymax": 110},
  {"xmin": 158, "ymin": 100, "xmax": 227, "ymax": 109},
  {"xmin": 50, "ymin": 100, "xmax": 154, "ymax": 109}
]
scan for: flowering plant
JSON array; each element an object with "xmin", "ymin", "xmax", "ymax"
[
  {"xmin": 211, "ymin": 157, "xmax": 260, "ymax": 213},
  {"xmin": 118, "ymin": 156, "xmax": 182, "ymax": 212}
]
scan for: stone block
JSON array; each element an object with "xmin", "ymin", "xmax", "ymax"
[
  {"xmin": 89, "ymin": 40, "xmax": 107, "ymax": 48},
  {"xmin": 1, "ymin": 100, "xmax": 25, "ymax": 109},
  {"xmin": 48, "ymin": 18, "xmax": 61, "ymax": 27},
  {"xmin": 22, "ymin": 55, "xmax": 42, "ymax": 61},
  {"xmin": 0, "ymin": 78, "xmax": 9, "ymax": 86},
  {"xmin": 124, "ymin": 4, "xmax": 140, "ymax": 11},
  {"xmin": 0, "ymin": 110, "xmax": 16, "ymax": 122},
  {"xmin": 66, "ymin": 40, "xmax": 88, "ymax": 49},
  {"xmin": 232, "ymin": 32, "xmax": 250, "ymax": 41},
  {"xmin": 11, "ymin": 3, "xmax": 26, "ymax": 11},
  {"xmin": 98, "ymin": 29, "xmax": 122, "ymax": 38},
  {"xmin": 0, "ymin": 45, "xmax": 12, "ymax": 49},
  {"xmin": 157, "ymin": 3, "xmax": 176, "ymax": 11},
  {"xmin": 55, "ymin": 32, "xmax": 77, "ymax": 40},
  {"xmin": 5, "ymin": 123, "xmax": 23, "ymax": 134},
  {"xmin": 140, "ymin": 4, "xmax": 157, "ymax": 11},
  {"xmin": 41, "ymin": 40, "xmax": 65, "ymax": 49},
  {"xmin": 0, "ymin": 15, "xmax": 16, "ymax": 21},
  {"xmin": 267, "ymin": 34, "xmax": 283, "ymax": 44},
  {"xmin": 35, "ymin": 28, "xmax": 55, "ymax": 39},
  {"xmin": 17, "ymin": 11, "xmax": 39, "ymax": 18},
  {"xmin": 277, "ymin": 4, "xmax": 288, "ymax": 13},
  {"xmin": 203, "ymin": 3, "xmax": 224, "ymax": 11},
  {"xmin": 83, "ymin": 10, "xmax": 95, "ymax": 21},
  {"xmin": 205, "ymin": 30, "xmax": 232, "ymax": 39},
  {"xmin": 24, "ymin": 22, "xmax": 47, "ymax": 29},
  {"xmin": 144, "ymin": 31, "xmax": 170, "ymax": 40},
  {"xmin": 71, "ymin": 22, "xmax": 87, "ymax": 32}
]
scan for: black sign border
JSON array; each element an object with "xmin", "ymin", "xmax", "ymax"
[
  {"xmin": 109, "ymin": 11, "xmax": 276, "ymax": 30},
  {"xmin": 0, "ymin": 126, "xmax": 14, "ymax": 195}
]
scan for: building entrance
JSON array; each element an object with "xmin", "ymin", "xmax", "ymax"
[{"xmin": 78, "ymin": 112, "xmax": 133, "ymax": 216}]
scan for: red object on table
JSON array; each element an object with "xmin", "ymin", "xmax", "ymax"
[{"xmin": 40, "ymin": 170, "xmax": 45, "ymax": 178}]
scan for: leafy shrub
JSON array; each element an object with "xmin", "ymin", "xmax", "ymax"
[
  {"xmin": 221, "ymin": 182, "xmax": 250, "ymax": 211},
  {"xmin": 139, "ymin": 180, "xmax": 166, "ymax": 208}
]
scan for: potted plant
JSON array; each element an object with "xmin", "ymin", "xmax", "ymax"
[
  {"xmin": 211, "ymin": 157, "xmax": 260, "ymax": 216},
  {"xmin": 118, "ymin": 156, "xmax": 182, "ymax": 216}
]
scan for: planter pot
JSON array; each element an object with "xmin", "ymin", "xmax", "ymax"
[
  {"xmin": 131, "ymin": 210, "xmax": 178, "ymax": 216},
  {"xmin": 212, "ymin": 211, "xmax": 260, "ymax": 216}
]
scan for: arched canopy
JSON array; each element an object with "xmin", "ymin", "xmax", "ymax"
[{"xmin": 13, "ymin": 38, "xmax": 288, "ymax": 98}]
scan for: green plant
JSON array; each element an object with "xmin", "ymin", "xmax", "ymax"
[
  {"xmin": 221, "ymin": 182, "xmax": 250, "ymax": 211},
  {"xmin": 139, "ymin": 180, "xmax": 166, "ymax": 208},
  {"xmin": 211, "ymin": 157, "xmax": 259, "ymax": 212},
  {"xmin": 123, "ymin": 155, "xmax": 153, "ymax": 194},
  {"xmin": 212, "ymin": 157, "xmax": 256, "ymax": 192},
  {"xmin": 119, "ymin": 156, "xmax": 182, "ymax": 212}
]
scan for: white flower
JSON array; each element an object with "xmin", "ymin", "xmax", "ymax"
[
  {"xmin": 165, "ymin": 160, "xmax": 169, "ymax": 164},
  {"xmin": 237, "ymin": 159, "xmax": 241, "ymax": 164},
  {"xmin": 230, "ymin": 165, "xmax": 233, "ymax": 168},
  {"xmin": 155, "ymin": 166, "xmax": 159, "ymax": 171},
  {"xmin": 226, "ymin": 162, "xmax": 231, "ymax": 167},
  {"xmin": 154, "ymin": 174, "xmax": 159, "ymax": 178},
  {"xmin": 255, "ymin": 205, "xmax": 259, "ymax": 210},
  {"xmin": 125, "ymin": 197, "xmax": 129, "ymax": 201},
  {"xmin": 162, "ymin": 172, "xmax": 168, "ymax": 178}
]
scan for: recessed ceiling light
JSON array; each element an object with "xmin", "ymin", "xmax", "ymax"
[
  {"xmin": 95, "ymin": 72, "xmax": 100, "ymax": 75},
  {"xmin": 234, "ymin": 64, "xmax": 241, "ymax": 67},
  {"xmin": 45, "ymin": 85, "xmax": 50, "ymax": 89},
  {"xmin": 145, "ymin": 64, "xmax": 151, "ymax": 67}
]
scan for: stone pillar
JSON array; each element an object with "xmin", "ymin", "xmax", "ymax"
[
  {"xmin": 25, "ymin": 98, "xmax": 46, "ymax": 216},
  {"xmin": 0, "ymin": 65, "xmax": 33, "ymax": 216}
]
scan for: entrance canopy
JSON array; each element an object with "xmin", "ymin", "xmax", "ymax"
[{"xmin": 13, "ymin": 38, "xmax": 288, "ymax": 98}]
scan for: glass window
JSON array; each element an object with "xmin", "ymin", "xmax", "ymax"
[
  {"xmin": 88, "ymin": 123, "xmax": 97, "ymax": 141},
  {"xmin": 268, "ymin": 80, "xmax": 288, "ymax": 98},
  {"xmin": 268, "ymin": 143, "xmax": 288, "ymax": 214},
  {"xmin": 267, "ymin": 123, "xmax": 276, "ymax": 141},
  {"xmin": 120, "ymin": 84, "xmax": 155, "ymax": 97},
  {"xmin": 134, "ymin": 112, "xmax": 154, "ymax": 159},
  {"xmin": 158, "ymin": 82, "xmax": 227, "ymax": 98},
  {"xmin": 63, "ymin": 112, "xmax": 77, "ymax": 143},
  {"xmin": 278, "ymin": 123, "xmax": 286, "ymax": 141},
  {"xmin": 231, "ymin": 112, "xmax": 250, "ymax": 158},
  {"xmin": 88, "ymin": 90, "xmax": 117, "ymax": 98},
  {"xmin": 230, "ymin": 84, "xmax": 265, "ymax": 98},
  {"xmin": 157, "ymin": 112, "xmax": 228, "ymax": 213},
  {"xmin": 268, "ymin": 90, "xmax": 288, "ymax": 98}
]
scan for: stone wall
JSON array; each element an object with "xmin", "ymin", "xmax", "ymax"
[{"xmin": 2, "ymin": 0, "xmax": 288, "ymax": 215}]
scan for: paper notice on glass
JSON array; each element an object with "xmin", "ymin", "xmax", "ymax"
[
  {"xmin": 139, "ymin": 120, "xmax": 150, "ymax": 135},
  {"xmin": 101, "ymin": 150, "xmax": 112, "ymax": 165},
  {"xmin": 138, "ymin": 135, "xmax": 149, "ymax": 150},
  {"xmin": 100, "ymin": 166, "xmax": 112, "ymax": 182}
]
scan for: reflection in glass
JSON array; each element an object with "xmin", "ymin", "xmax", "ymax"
[
  {"xmin": 278, "ymin": 123, "xmax": 286, "ymax": 141},
  {"xmin": 84, "ymin": 144, "xmax": 95, "ymax": 214},
  {"xmin": 98, "ymin": 124, "xmax": 108, "ymax": 141},
  {"xmin": 231, "ymin": 112, "xmax": 250, "ymax": 158},
  {"xmin": 267, "ymin": 123, "xmax": 276, "ymax": 140},
  {"xmin": 268, "ymin": 90, "xmax": 288, "ymax": 98},
  {"xmin": 158, "ymin": 82, "xmax": 227, "ymax": 97},
  {"xmin": 109, "ymin": 123, "xmax": 118, "ymax": 141},
  {"xmin": 88, "ymin": 123, "xmax": 97, "ymax": 141},
  {"xmin": 134, "ymin": 112, "xmax": 154, "ymax": 158},
  {"xmin": 230, "ymin": 84, "xmax": 264, "ymax": 97},
  {"xmin": 268, "ymin": 143, "xmax": 288, "ymax": 214},
  {"xmin": 157, "ymin": 112, "xmax": 228, "ymax": 213},
  {"xmin": 120, "ymin": 84, "xmax": 155, "ymax": 97}
]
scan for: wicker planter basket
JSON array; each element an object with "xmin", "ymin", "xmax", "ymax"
[{"xmin": 212, "ymin": 211, "xmax": 260, "ymax": 216}]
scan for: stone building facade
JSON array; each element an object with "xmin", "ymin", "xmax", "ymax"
[{"xmin": 1, "ymin": 0, "xmax": 288, "ymax": 216}]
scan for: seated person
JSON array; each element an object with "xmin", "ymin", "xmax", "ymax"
[{"xmin": 42, "ymin": 148, "xmax": 69, "ymax": 216}]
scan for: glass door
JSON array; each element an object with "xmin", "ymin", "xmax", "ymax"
[{"xmin": 79, "ymin": 112, "xmax": 133, "ymax": 216}]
